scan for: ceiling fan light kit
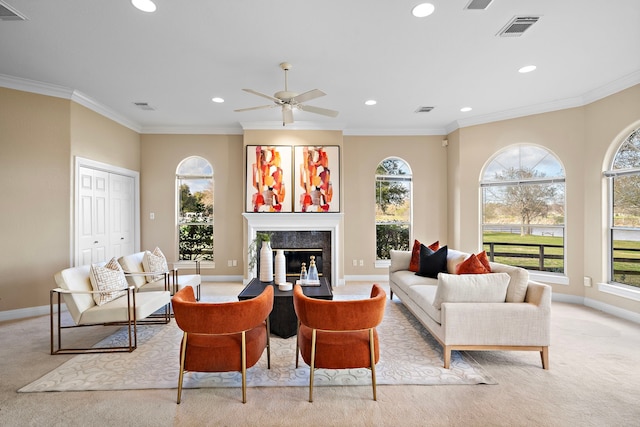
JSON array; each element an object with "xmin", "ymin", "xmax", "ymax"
[{"xmin": 235, "ymin": 62, "xmax": 339, "ymax": 126}]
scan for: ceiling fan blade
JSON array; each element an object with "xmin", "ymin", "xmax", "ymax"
[
  {"xmin": 297, "ymin": 104, "xmax": 339, "ymax": 118},
  {"xmin": 291, "ymin": 89, "xmax": 326, "ymax": 104},
  {"xmin": 234, "ymin": 105, "xmax": 275, "ymax": 112},
  {"xmin": 282, "ymin": 106, "xmax": 294, "ymax": 125},
  {"xmin": 242, "ymin": 88, "xmax": 282, "ymax": 103}
]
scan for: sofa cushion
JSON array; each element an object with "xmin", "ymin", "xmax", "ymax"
[
  {"xmin": 446, "ymin": 249, "xmax": 468, "ymax": 274},
  {"xmin": 392, "ymin": 270, "xmax": 438, "ymax": 288},
  {"xmin": 118, "ymin": 252, "xmax": 147, "ymax": 288},
  {"xmin": 89, "ymin": 258, "xmax": 128, "ymax": 306},
  {"xmin": 416, "ymin": 245, "xmax": 448, "ymax": 278},
  {"xmin": 409, "ymin": 240, "xmax": 439, "ymax": 272},
  {"xmin": 489, "ymin": 262, "xmax": 529, "ymax": 303},
  {"xmin": 432, "ymin": 272, "xmax": 510, "ymax": 309},
  {"xmin": 405, "ymin": 284, "xmax": 441, "ymax": 324},
  {"xmin": 477, "ymin": 251, "xmax": 492, "ymax": 272},
  {"xmin": 390, "ymin": 250, "xmax": 412, "ymax": 273},
  {"xmin": 455, "ymin": 253, "xmax": 489, "ymax": 274},
  {"xmin": 143, "ymin": 247, "xmax": 169, "ymax": 282}
]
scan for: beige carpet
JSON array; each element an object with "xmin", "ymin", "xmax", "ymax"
[{"xmin": 19, "ymin": 299, "xmax": 495, "ymax": 392}]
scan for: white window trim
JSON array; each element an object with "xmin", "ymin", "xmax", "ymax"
[{"xmin": 598, "ymin": 282, "xmax": 640, "ymax": 302}]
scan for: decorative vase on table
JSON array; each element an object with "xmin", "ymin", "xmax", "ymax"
[
  {"xmin": 259, "ymin": 241, "xmax": 273, "ymax": 282},
  {"xmin": 274, "ymin": 250, "xmax": 286, "ymax": 284}
]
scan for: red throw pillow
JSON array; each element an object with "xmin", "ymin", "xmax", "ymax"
[
  {"xmin": 455, "ymin": 253, "xmax": 490, "ymax": 274},
  {"xmin": 477, "ymin": 250, "xmax": 492, "ymax": 273},
  {"xmin": 409, "ymin": 240, "xmax": 421, "ymax": 272},
  {"xmin": 409, "ymin": 240, "xmax": 439, "ymax": 272}
]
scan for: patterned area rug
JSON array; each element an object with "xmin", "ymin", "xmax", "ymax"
[{"xmin": 19, "ymin": 298, "xmax": 496, "ymax": 392}]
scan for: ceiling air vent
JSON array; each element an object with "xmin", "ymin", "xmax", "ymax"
[
  {"xmin": 415, "ymin": 106, "xmax": 434, "ymax": 113},
  {"xmin": 497, "ymin": 16, "xmax": 540, "ymax": 37},
  {"xmin": 0, "ymin": 1, "xmax": 28, "ymax": 21},
  {"xmin": 464, "ymin": 0, "xmax": 493, "ymax": 10},
  {"xmin": 133, "ymin": 102, "xmax": 156, "ymax": 111}
]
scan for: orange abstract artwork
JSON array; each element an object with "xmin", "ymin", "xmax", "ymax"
[
  {"xmin": 250, "ymin": 146, "xmax": 286, "ymax": 212},
  {"xmin": 298, "ymin": 146, "xmax": 334, "ymax": 212}
]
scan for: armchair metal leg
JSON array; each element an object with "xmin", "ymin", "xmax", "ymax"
[
  {"xmin": 177, "ymin": 332, "xmax": 188, "ymax": 404},
  {"xmin": 309, "ymin": 329, "xmax": 317, "ymax": 403},
  {"xmin": 266, "ymin": 318, "xmax": 271, "ymax": 369},
  {"xmin": 241, "ymin": 331, "xmax": 247, "ymax": 403},
  {"xmin": 295, "ymin": 321, "xmax": 300, "ymax": 368},
  {"xmin": 369, "ymin": 328, "xmax": 377, "ymax": 401}
]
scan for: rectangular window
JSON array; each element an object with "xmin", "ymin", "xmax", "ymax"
[
  {"xmin": 375, "ymin": 175, "xmax": 411, "ymax": 260},
  {"xmin": 482, "ymin": 183, "xmax": 565, "ymax": 273},
  {"xmin": 178, "ymin": 177, "xmax": 213, "ymax": 261},
  {"xmin": 610, "ymin": 174, "xmax": 640, "ymax": 287}
]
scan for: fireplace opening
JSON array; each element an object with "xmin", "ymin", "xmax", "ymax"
[{"xmin": 278, "ymin": 249, "xmax": 323, "ymax": 278}]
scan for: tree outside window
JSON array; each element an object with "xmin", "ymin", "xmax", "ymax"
[
  {"xmin": 481, "ymin": 145, "xmax": 565, "ymax": 273},
  {"xmin": 375, "ymin": 158, "xmax": 411, "ymax": 260},
  {"xmin": 608, "ymin": 128, "xmax": 640, "ymax": 287},
  {"xmin": 177, "ymin": 157, "xmax": 213, "ymax": 261}
]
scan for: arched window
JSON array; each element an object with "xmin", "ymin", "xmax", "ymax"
[
  {"xmin": 606, "ymin": 128, "xmax": 640, "ymax": 288},
  {"xmin": 375, "ymin": 157, "xmax": 412, "ymax": 261},
  {"xmin": 176, "ymin": 157, "xmax": 213, "ymax": 261},
  {"xmin": 481, "ymin": 144, "xmax": 565, "ymax": 273}
]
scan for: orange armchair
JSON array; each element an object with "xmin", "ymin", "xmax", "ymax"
[
  {"xmin": 293, "ymin": 284, "xmax": 386, "ymax": 402},
  {"xmin": 171, "ymin": 285, "xmax": 273, "ymax": 403}
]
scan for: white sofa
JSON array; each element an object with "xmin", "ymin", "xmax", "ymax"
[
  {"xmin": 389, "ymin": 248, "xmax": 551, "ymax": 369},
  {"xmin": 118, "ymin": 252, "xmax": 201, "ymax": 300},
  {"xmin": 51, "ymin": 263, "xmax": 171, "ymax": 354}
]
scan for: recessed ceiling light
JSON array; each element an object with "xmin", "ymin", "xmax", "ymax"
[
  {"xmin": 211, "ymin": 97, "xmax": 224, "ymax": 103},
  {"xmin": 412, "ymin": 3, "xmax": 435, "ymax": 18},
  {"xmin": 131, "ymin": 0, "xmax": 156, "ymax": 13},
  {"xmin": 365, "ymin": 100, "xmax": 377, "ymax": 106},
  {"xmin": 460, "ymin": 107, "xmax": 472, "ymax": 112},
  {"xmin": 518, "ymin": 65, "xmax": 537, "ymax": 73}
]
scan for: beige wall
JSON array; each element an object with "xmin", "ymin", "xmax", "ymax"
[
  {"xmin": 0, "ymin": 88, "xmax": 71, "ymax": 311},
  {"xmin": 139, "ymin": 134, "xmax": 244, "ymax": 275},
  {"xmin": 343, "ymin": 135, "xmax": 448, "ymax": 274},
  {"xmin": 0, "ymin": 88, "xmax": 140, "ymax": 312},
  {"xmin": 583, "ymin": 85, "xmax": 640, "ymax": 312},
  {"xmin": 1, "ymin": 84, "xmax": 639, "ymax": 318},
  {"xmin": 449, "ymin": 86, "xmax": 640, "ymax": 315},
  {"xmin": 70, "ymin": 103, "xmax": 140, "ymax": 171}
]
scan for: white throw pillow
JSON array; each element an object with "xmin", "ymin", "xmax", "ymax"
[
  {"xmin": 432, "ymin": 272, "xmax": 510, "ymax": 309},
  {"xmin": 89, "ymin": 258, "xmax": 128, "ymax": 306},
  {"xmin": 142, "ymin": 247, "xmax": 168, "ymax": 283}
]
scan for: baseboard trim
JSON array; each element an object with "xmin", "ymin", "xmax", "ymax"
[
  {"xmin": 3, "ymin": 280, "xmax": 637, "ymax": 324},
  {"xmin": 0, "ymin": 304, "xmax": 65, "ymax": 323}
]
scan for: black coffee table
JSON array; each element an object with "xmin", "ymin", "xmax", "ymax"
[{"xmin": 238, "ymin": 277, "xmax": 333, "ymax": 338}]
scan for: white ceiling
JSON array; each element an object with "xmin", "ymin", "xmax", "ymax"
[{"xmin": 1, "ymin": 0, "xmax": 639, "ymax": 135}]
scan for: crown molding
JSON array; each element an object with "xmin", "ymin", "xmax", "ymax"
[
  {"xmin": 444, "ymin": 70, "xmax": 640, "ymax": 135},
  {"xmin": 70, "ymin": 91, "xmax": 141, "ymax": 133},
  {"xmin": 0, "ymin": 73, "xmax": 142, "ymax": 132},
  {"xmin": 0, "ymin": 73, "xmax": 73, "ymax": 99},
  {"xmin": 343, "ymin": 128, "xmax": 446, "ymax": 136},
  {"xmin": 240, "ymin": 121, "xmax": 346, "ymax": 131},
  {"xmin": 139, "ymin": 126, "xmax": 243, "ymax": 135}
]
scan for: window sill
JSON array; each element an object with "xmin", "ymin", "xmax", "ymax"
[
  {"xmin": 598, "ymin": 282, "xmax": 640, "ymax": 302},
  {"xmin": 375, "ymin": 260, "xmax": 391, "ymax": 269},
  {"xmin": 529, "ymin": 271, "xmax": 569, "ymax": 285}
]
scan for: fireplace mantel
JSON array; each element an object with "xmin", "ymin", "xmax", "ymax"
[{"xmin": 243, "ymin": 213, "xmax": 343, "ymax": 286}]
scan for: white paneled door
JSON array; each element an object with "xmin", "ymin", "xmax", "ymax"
[
  {"xmin": 76, "ymin": 165, "xmax": 136, "ymax": 265},
  {"xmin": 109, "ymin": 172, "xmax": 135, "ymax": 259}
]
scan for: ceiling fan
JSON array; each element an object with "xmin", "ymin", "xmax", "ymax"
[{"xmin": 235, "ymin": 62, "xmax": 339, "ymax": 126}]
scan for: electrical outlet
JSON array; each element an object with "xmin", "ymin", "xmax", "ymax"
[
  {"xmin": 583, "ymin": 276, "xmax": 592, "ymax": 287},
  {"xmin": 352, "ymin": 259, "xmax": 357, "ymax": 266},
  {"xmin": 227, "ymin": 260, "xmax": 232, "ymax": 267},
  {"xmin": 232, "ymin": 260, "xmax": 237, "ymax": 266},
  {"xmin": 359, "ymin": 260, "xmax": 364, "ymax": 266},
  {"xmin": 149, "ymin": 212, "xmax": 155, "ymax": 220}
]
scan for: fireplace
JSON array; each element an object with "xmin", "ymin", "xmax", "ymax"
[{"xmin": 243, "ymin": 213, "xmax": 343, "ymax": 286}]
